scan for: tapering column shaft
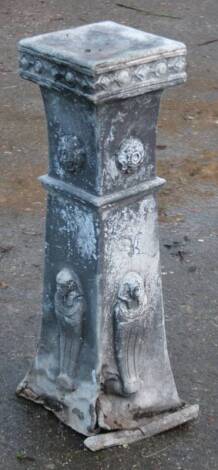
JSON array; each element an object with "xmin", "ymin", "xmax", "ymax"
[{"xmin": 16, "ymin": 21, "xmax": 198, "ymax": 445}]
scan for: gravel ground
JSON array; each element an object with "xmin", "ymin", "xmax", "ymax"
[{"xmin": 0, "ymin": 0, "xmax": 218, "ymax": 468}]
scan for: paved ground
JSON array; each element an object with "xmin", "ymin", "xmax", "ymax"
[{"xmin": 0, "ymin": 0, "xmax": 218, "ymax": 468}]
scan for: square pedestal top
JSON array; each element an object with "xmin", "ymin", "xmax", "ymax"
[
  {"xmin": 19, "ymin": 21, "xmax": 186, "ymax": 74},
  {"xmin": 18, "ymin": 21, "xmax": 186, "ymax": 102}
]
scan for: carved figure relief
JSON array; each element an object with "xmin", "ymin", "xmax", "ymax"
[
  {"xmin": 115, "ymin": 137, "xmax": 145, "ymax": 174},
  {"xmin": 105, "ymin": 272, "xmax": 147, "ymax": 397},
  {"xmin": 57, "ymin": 135, "xmax": 86, "ymax": 174},
  {"xmin": 55, "ymin": 268, "xmax": 85, "ymax": 391}
]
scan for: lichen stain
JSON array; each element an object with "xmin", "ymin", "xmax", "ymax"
[
  {"xmin": 104, "ymin": 197, "xmax": 157, "ymax": 259},
  {"xmin": 72, "ymin": 407, "xmax": 85, "ymax": 420},
  {"xmin": 58, "ymin": 204, "xmax": 97, "ymax": 260}
]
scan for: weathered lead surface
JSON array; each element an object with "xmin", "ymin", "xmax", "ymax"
[
  {"xmin": 17, "ymin": 21, "xmax": 198, "ymax": 445},
  {"xmin": 18, "ymin": 21, "xmax": 186, "ymax": 102}
]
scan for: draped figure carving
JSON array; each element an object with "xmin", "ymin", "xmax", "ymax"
[{"xmin": 55, "ymin": 268, "xmax": 85, "ymax": 391}]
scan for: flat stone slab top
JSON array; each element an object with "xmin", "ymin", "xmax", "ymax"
[
  {"xmin": 18, "ymin": 21, "xmax": 187, "ymax": 101},
  {"xmin": 18, "ymin": 21, "xmax": 186, "ymax": 73}
]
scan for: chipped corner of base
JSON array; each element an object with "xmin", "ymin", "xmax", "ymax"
[
  {"xmin": 84, "ymin": 403, "xmax": 199, "ymax": 452},
  {"xmin": 16, "ymin": 380, "xmax": 42, "ymax": 403}
]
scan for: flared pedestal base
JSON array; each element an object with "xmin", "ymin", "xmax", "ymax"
[{"xmin": 17, "ymin": 380, "xmax": 198, "ymax": 451}]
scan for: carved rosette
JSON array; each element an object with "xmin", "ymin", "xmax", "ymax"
[
  {"xmin": 55, "ymin": 268, "xmax": 85, "ymax": 391},
  {"xmin": 116, "ymin": 138, "xmax": 145, "ymax": 174},
  {"xmin": 57, "ymin": 135, "xmax": 86, "ymax": 175}
]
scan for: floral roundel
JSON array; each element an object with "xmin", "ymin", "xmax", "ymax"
[{"xmin": 116, "ymin": 137, "xmax": 145, "ymax": 174}]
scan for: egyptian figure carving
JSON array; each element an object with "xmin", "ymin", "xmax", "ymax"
[
  {"xmin": 115, "ymin": 137, "xmax": 145, "ymax": 174},
  {"xmin": 57, "ymin": 135, "xmax": 86, "ymax": 174},
  {"xmin": 55, "ymin": 268, "xmax": 85, "ymax": 391},
  {"xmin": 106, "ymin": 272, "xmax": 147, "ymax": 397}
]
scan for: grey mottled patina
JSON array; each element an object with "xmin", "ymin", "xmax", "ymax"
[{"xmin": 16, "ymin": 21, "xmax": 198, "ymax": 448}]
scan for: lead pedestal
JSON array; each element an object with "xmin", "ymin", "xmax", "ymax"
[{"xmin": 17, "ymin": 21, "xmax": 198, "ymax": 449}]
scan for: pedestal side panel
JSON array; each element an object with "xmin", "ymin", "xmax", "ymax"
[
  {"xmin": 18, "ymin": 194, "xmax": 103, "ymax": 435},
  {"xmin": 41, "ymin": 88, "xmax": 99, "ymax": 194},
  {"xmin": 98, "ymin": 194, "xmax": 181, "ymax": 430},
  {"xmin": 97, "ymin": 92, "xmax": 161, "ymax": 194}
]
